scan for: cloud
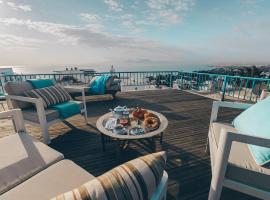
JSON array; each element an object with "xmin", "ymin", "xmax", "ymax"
[
  {"xmin": 0, "ymin": 34, "xmax": 43, "ymax": 49},
  {"xmin": 79, "ymin": 13, "xmax": 104, "ymax": 31},
  {"xmin": 0, "ymin": 17, "xmax": 197, "ymax": 67},
  {"xmin": 104, "ymin": 0, "xmax": 123, "ymax": 11},
  {"xmin": 146, "ymin": 0, "xmax": 195, "ymax": 24},
  {"xmin": 5, "ymin": 1, "xmax": 32, "ymax": 12},
  {"xmin": 79, "ymin": 13, "xmax": 99, "ymax": 23}
]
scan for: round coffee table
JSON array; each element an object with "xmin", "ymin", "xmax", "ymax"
[{"xmin": 96, "ymin": 110, "xmax": 168, "ymax": 153}]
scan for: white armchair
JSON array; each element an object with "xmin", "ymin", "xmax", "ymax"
[
  {"xmin": 207, "ymin": 101, "xmax": 270, "ymax": 200},
  {"xmin": 4, "ymin": 81, "xmax": 87, "ymax": 144}
]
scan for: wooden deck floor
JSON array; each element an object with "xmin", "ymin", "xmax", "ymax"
[{"xmin": 0, "ymin": 89, "xmax": 259, "ymax": 200}]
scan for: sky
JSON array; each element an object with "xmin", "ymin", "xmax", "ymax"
[{"xmin": 0, "ymin": 0, "xmax": 270, "ymax": 72}]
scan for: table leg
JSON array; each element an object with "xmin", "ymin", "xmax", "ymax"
[
  {"xmin": 160, "ymin": 132, "xmax": 164, "ymax": 144},
  {"xmin": 151, "ymin": 137, "xmax": 156, "ymax": 152},
  {"xmin": 116, "ymin": 139, "xmax": 121, "ymax": 162},
  {"xmin": 82, "ymin": 89, "xmax": 88, "ymax": 123},
  {"xmin": 101, "ymin": 134, "xmax": 106, "ymax": 152}
]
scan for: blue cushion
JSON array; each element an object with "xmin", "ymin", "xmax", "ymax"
[
  {"xmin": 88, "ymin": 76, "xmax": 111, "ymax": 95},
  {"xmin": 27, "ymin": 79, "xmax": 55, "ymax": 89},
  {"xmin": 233, "ymin": 97, "xmax": 270, "ymax": 165},
  {"xmin": 52, "ymin": 101, "xmax": 81, "ymax": 119}
]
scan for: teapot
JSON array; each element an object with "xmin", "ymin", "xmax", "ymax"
[{"xmin": 112, "ymin": 106, "xmax": 127, "ymax": 119}]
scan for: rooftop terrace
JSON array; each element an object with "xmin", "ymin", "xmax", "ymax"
[{"xmin": 0, "ymin": 89, "xmax": 260, "ymax": 200}]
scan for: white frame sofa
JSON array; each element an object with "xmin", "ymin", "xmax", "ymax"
[
  {"xmin": 4, "ymin": 81, "xmax": 87, "ymax": 144},
  {"xmin": 0, "ymin": 109, "xmax": 168, "ymax": 200},
  {"xmin": 207, "ymin": 101, "xmax": 270, "ymax": 200}
]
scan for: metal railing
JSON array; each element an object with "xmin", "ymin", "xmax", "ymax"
[
  {"xmin": 0, "ymin": 71, "xmax": 179, "ymax": 93},
  {"xmin": 177, "ymin": 72, "xmax": 270, "ymax": 102},
  {"xmin": 1, "ymin": 70, "xmax": 269, "ymax": 102}
]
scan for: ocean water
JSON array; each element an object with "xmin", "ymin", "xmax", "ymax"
[{"xmin": 6, "ymin": 65, "xmax": 210, "ymax": 74}]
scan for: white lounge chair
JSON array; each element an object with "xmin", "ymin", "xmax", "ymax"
[{"xmin": 207, "ymin": 101, "xmax": 270, "ymax": 200}]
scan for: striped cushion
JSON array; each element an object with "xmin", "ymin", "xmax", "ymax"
[
  {"xmin": 51, "ymin": 151, "xmax": 167, "ymax": 200},
  {"xmin": 24, "ymin": 86, "xmax": 72, "ymax": 108}
]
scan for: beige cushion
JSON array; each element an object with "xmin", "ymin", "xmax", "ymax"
[
  {"xmin": 0, "ymin": 133, "xmax": 64, "ymax": 194},
  {"xmin": 4, "ymin": 81, "xmax": 34, "ymax": 109},
  {"xmin": 1, "ymin": 160, "xmax": 95, "ymax": 200},
  {"xmin": 209, "ymin": 122, "xmax": 270, "ymax": 192},
  {"xmin": 51, "ymin": 151, "xmax": 167, "ymax": 200}
]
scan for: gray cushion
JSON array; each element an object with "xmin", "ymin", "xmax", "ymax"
[
  {"xmin": 0, "ymin": 133, "xmax": 64, "ymax": 194},
  {"xmin": 1, "ymin": 160, "xmax": 95, "ymax": 200},
  {"xmin": 22, "ymin": 101, "xmax": 83, "ymax": 123},
  {"xmin": 111, "ymin": 79, "xmax": 121, "ymax": 85},
  {"xmin": 106, "ymin": 76, "xmax": 114, "ymax": 89},
  {"xmin": 209, "ymin": 122, "xmax": 270, "ymax": 192},
  {"xmin": 107, "ymin": 84, "xmax": 121, "ymax": 91},
  {"xmin": 22, "ymin": 108, "xmax": 60, "ymax": 123},
  {"xmin": 4, "ymin": 81, "xmax": 34, "ymax": 109}
]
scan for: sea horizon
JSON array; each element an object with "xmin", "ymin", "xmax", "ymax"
[{"xmin": 0, "ymin": 65, "xmax": 213, "ymax": 74}]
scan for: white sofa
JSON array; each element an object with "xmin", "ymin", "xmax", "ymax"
[{"xmin": 0, "ymin": 109, "xmax": 168, "ymax": 200}]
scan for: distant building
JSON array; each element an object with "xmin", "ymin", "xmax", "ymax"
[
  {"xmin": 0, "ymin": 67, "xmax": 14, "ymax": 75},
  {"xmin": 54, "ymin": 67, "xmax": 96, "ymax": 74},
  {"xmin": 110, "ymin": 65, "xmax": 116, "ymax": 73}
]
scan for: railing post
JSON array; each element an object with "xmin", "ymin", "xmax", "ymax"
[
  {"xmin": 221, "ymin": 76, "xmax": 227, "ymax": 101},
  {"xmin": 170, "ymin": 72, "xmax": 173, "ymax": 88}
]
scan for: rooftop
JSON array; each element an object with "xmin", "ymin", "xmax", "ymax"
[{"xmin": 0, "ymin": 89, "xmax": 258, "ymax": 200}]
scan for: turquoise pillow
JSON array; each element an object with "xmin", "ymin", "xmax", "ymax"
[
  {"xmin": 27, "ymin": 79, "xmax": 55, "ymax": 89},
  {"xmin": 233, "ymin": 97, "xmax": 270, "ymax": 165}
]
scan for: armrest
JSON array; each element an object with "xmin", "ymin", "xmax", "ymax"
[
  {"xmin": 6, "ymin": 95, "xmax": 42, "ymax": 104},
  {"xmin": 210, "ymin": 101, "xmax": 253, "ymax": 123},
  {"xmin": 210, "ymin": 126, "xmax": 270, "ymax": 199},
  {"xmin": 63, "ymin": 86, "xmax": 88, "ymax": 93},
  {"xmin": 6, "ymin": 95, "xmax": 46, "ymax": 124},
  {"xmin": 0, "ymin": 109, "xmax": 26, "ymax": 133},
  {"xmin": 221, "ymin": 127, "xmax": 270, "ymax": 148}
]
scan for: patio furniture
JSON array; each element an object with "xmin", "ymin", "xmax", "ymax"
[
  {"xmin": 96, "ymin": 109, "xmax": 168, "ymax": 153},
  {"xmin": 207, "ymin": 101, "xmax": 270, "ymax": 200},
  {"xmin": 0, "ymin": 109, "xmax": 168, "ymax": 200},
  {"xmin": 260, "ymin": 89, "xmax": 270, "ymax": 100},
  {"xmin": 64, "ymin": 77, "xmax": 121, "ymax": 101},
  {"xmin": 4, "ymin": 81, "xmax": 87, "ymax": 144}
]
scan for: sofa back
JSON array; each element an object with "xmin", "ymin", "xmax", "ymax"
[{"xmin": 4, "ymin": 81, "xmax": 34, "ymax": 109}]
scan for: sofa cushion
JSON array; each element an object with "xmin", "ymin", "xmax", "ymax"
[
  {"xmin": 89, "ymin": 76, "xmax": 114, "ymax": 89},
  {"xmin": 233, "ymin": 97, "xmax": 270, "ymax": 165},
  {"xmin": 4, "ymin": 81, "xmax": 34, "ymax": 109},
  {"xmin": 0, "ymin": 133, "xmax": 64, "ymax": 195},
  {"xmin": 1, "ymin": 160, "xmax": 95, "ymax": 200},
  {"xmin": 107, "ymin": 84, "xmax": 121, "ymax": 91},
  {"xmin": 27, "ymin": 79, "xmax": 55, "ymax": 89},
  {"xmin": 51, "ymin": 151, "xmax": 167, "ymax": 200},
  {"xmin": 24, "ymin": 86, "xmax": 72, "ymax": 108},
  {"xmin": 22, "ymin": 101, "xmax": 83, "ymax": 123},
  {"xmin": 22, "ymin": 108, "xmax": 60, "ymax": 123},
  {"xmin": 209, "ymin": 123, "xmax": 270, "ymax": 192},
  {"xmin": 111, "ymin": 78, "xmax": 121, "ymax": 85}
]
